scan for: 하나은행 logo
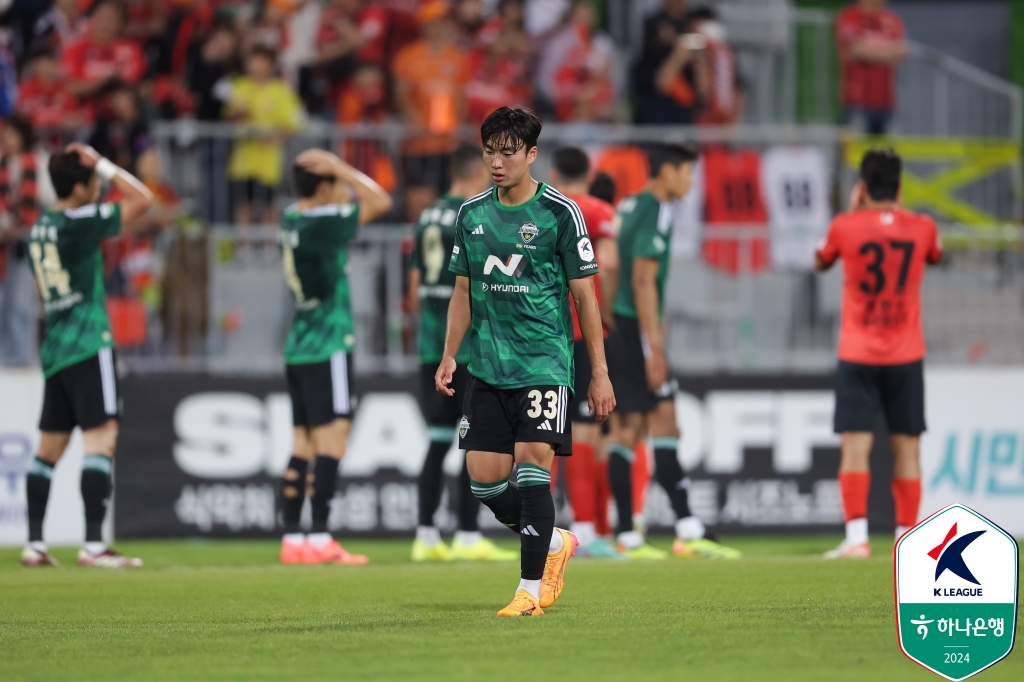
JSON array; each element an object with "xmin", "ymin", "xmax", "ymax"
[{"xmin": 895, "ymin": 504, "xmax": 1018, "ymax": 681}]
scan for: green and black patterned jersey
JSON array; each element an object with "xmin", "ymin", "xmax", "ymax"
[
  {"xmin": 410, "ymin": 194, "xmax": 469, "ymax": 365},
  {"xmin": 279, "ymin": 202, "xmax": 360, "ymax": 364},
  {"xmin": 613, "ymin": 191, "xmax": 673, "ymax": 320},
  {"xmin": 28, "ymin": 203, "xmax": 121, "ymax": 378},
  {"xmin": 449, "ymin": 183, "xmax": 596, "ymax": 391}
]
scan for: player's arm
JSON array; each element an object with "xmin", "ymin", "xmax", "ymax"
[
  {"xmin": 406, "ymin": 267, "xmax": 421, "ymax": 314},
  {"xmin": 568, "ymin": 276, "xmax": 615, "ymax": 422},
  {"xmin": 66, "ymin": 143, "xmax": 154, "ymax": 227},
  {"xmin": 294, "ymin": 149, "xmax": 393, "ymax": 224},
  {"xmin": 633, "ymin": 257, "xmax": 667, "ymax": 392},
  {"xmin": 595, "ymin": 236, "xmax": 619, "ymax": 329},
  {"xmin": 435, "ymin": 275, "xmax": 470, "ymax": 396}
]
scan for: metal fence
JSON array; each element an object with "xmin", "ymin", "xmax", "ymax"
[{"xmin": 80, "ymin": 221, "xmax": 1021, "ymax": 375}]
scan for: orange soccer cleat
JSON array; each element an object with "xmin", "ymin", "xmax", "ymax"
[
  {"xmin": 302, "ymin": 538, "xmax": 369, "ymax": 565},
  {"xmin": 539, "ymin": 528, "xmax": 578, "ymax": 608}
]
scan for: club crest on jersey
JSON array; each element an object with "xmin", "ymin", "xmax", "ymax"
[
  {"xmin": 519, "ymin": 222, "xmax": 539, "ymax": 243},
  {"xmin": 458, "ymin": 416, "xmax": 470, "ymax": 438}
]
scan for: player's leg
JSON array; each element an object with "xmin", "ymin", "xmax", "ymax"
[
  {"xmin": 414, "ymin": 364, "xmax": 456, "ymax": 561},
  {"xmin": 608, "ymin": 411, "xmax": 666, "ymax": 557},
  {"xmin": 22, "ymin": 430, "xmax": 70, "ymax": 566},
  {"xmin": 648, "ymin": 399, "xmax": 740, "ymax": 559},
  {"xmin": 891, "ymin": 434, "xmax": 921, "ymax": 540},
  {"xmin": 280, "ymin": 426, "xmax": 313, "ymax": 564},
  {"xmin": 58, "ymin": 349, "xmax": 139, "ymax": 568},
  {"xmin": 882, "ymin": 360, "xmax": 926, "ymax": 541},
  {"xmin": 280, "ymin": 363, "xmax": 312, "ymax": 563},
  {"xmin": 300, "ymin": 351, "xmax": 367, "ymax": 565},
  {"xmin": 566, "ymin": 338, "xmax": 618, "ymax": 558},
  {"xmin": 826, "ymin": 361, "xmax": 880, "ymax": 559},
  {"xmin": 568, "ymin": 422, "xmax": 618, "ymax": 557}
]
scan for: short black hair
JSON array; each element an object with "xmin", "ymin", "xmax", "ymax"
[
  {"xmin": 450, "ymin": 142, "xmax": 484, "ymax": 181},
  {"xmin": 293, "ymin": 164, "xmax": 334, "ymax": 198},
  {"xmin": 588, "ymin": 171, "xmax": 616, "ymax": 205},
  {"xmin": 88, "ymin": 0, "xmax": 125, "ymax": 20},
  {"xmin": 27, "ymin": 46, "xmax": 57, "ymax": 63},
  {"xmin": 647, "ymin": 142, "xmax": 699, "ymax": 178},
  {"xmin": 480, "ymin": 106, "xmax": 542, "ymax": 154},
  {"xmin": 860, "ymin": 148, "xmax": 901, "ymax": 201},
  {"xmin": 552, "ymin": 146, "xmax": 590, "ymax": 183},
  {"xmin": 49, "ymin": 151, "xmax": 95, "ymax": 199},
  {"xmin": 248, "ymin": 45, "xmax": 277, "ymax": 64}
]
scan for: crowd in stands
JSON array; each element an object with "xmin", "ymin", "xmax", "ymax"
[
  {"xmin": 0, "ymin": 0, "xmax": 750, "ymax": 222},
  {"xmin": 0, "ymin": 0, "xmax": 904, "ymax": 364}
]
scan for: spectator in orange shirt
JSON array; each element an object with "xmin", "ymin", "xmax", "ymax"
[
  {"xmin": 61, "ymin": 1, "xmax": 147, "ymax": 110},
  {"xmin": 17, "ymin": 48, "xmax": 88, "ymax": 133},
  {"xmin": 335, "ymin": 63, "xmax": 398, "ymax": 193},
  {"xmin": 836, "ymin": 0, "xmax": 907, "ymax": 135},
  {"xmin": 392, "ymin": 0, "xmax": 469, "ymax": 219}
]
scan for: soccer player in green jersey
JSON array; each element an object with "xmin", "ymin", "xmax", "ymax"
[
  {"xmin": 436, "ymin": 107, "xmax": 615, "ymax": 616},
  {"xmin": 408, "ymin": 143, "xmax": 517, "ymax": 563},
  {"xmin": 605, "ymin": 143, "xmax": 740, "ymax": 560},
  {"xmin": 276, "ymin": 148, "xmax": 392, "ymax": 566},
  {"xmin": 22, "ymin": 143, "xmax": 153, "ymax": 568}
]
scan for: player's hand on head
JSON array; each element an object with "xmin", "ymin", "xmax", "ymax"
[
  {"xmin": 588, "ymin": 373, "xmax": 615, "ymax": 423},
  {"xmin": 435, "ymin": 357, "xmax": 457, "ymax": 396},
  {"xmin": 645, "ymin": 352, "xmax": 668, "ymax": 393},
  {"xmin": 296, "ymin": 149, "xmax": 341, "ymax": 176},
  {"xmin": 65, "ymin": 143, "xmax": 101, "ymax": 168}
]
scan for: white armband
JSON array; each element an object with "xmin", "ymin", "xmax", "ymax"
[{"xmin": 95, "ymin": 158, "xmax": 118, "ymax": 182}]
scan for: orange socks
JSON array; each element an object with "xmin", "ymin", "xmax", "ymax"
[
  {"xmin": 892, "ymin": 478, "xmax": 921, "ymax": 529},
  {"xmin": 632, "ymin": 441, "xmax": 650, "ymax": 516},
  {"xmin": 838, "ymin": 471, "xmax": 870, "ymax": 522},
  {"xmin": 565, "ymin": 442, "xmax": 596, "ymax": 523}
]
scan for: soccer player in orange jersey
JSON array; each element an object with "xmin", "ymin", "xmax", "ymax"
[
  {"xmin": 548, "ymin": 146, "xmax": 623, "ymax": 557},
  {"xmin": 815, "ymin": 148, "xmax": 942, "ymax": 559}
]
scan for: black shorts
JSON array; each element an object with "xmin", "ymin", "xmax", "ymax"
[
  {"xmin": 571, "ymin": 340, "xmax": 596, "ymax": 424},
  {"xmin": 286, "ymin": 350, "xmax": 355, "ymax": 428},
  {"xmin": 404, "ymin": 153, "xmax": 450, "ymax": 194},
  {"xmin": 606, "ymin": 314, "xmax": 673, "ymax": 415},
  {"xmin": 230, "ymin": 179, "xmax": 275, "ymax": 209},
  {"xmin": 39, "ymin": 348, "xmax": 120, "ymax": 432},
  {"xmin": 833, "ymin": 359, "xmax": 926, "ymax": 435},
  {"xmin": 420, "ymin": 362, "xmax": 469, "ymax": 426},
  {"xmin": 458, "ymin": 376, "xmax": 572, "ymax": 456}
]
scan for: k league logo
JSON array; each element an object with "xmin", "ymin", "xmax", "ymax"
[{"xmin": 895, "ymin": 504, "xmax": 1018, "ymax": 681}]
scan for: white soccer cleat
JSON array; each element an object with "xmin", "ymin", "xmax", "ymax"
[
  {"xmin": 78, "ymin": 547, "xmax": 143, "ymax": 568},
  {"xmin": 823, "ymin": 539, "xmax": 872, "ymax": 559},
  {"xmin": 21, "ymin": 545, "xmax": 59, "ymax": 567}
]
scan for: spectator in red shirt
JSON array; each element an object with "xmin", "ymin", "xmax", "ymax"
[
  {"xmin": 31, "ymin": 0, "xmax": 87, "ymax": 54},
  {"xmin": 540, "ymin": 0, "xmax": 618, "ymax": 122},
  {"xmin": 61, "ymin": 1, "xmax": 147, "ymax": 109},
  {"xmin": 464, "ymin": 11, "xmax": 532, "ymax": 124},
  {"xmin": 836, "ymin": 0, "xmax": 908, "ymax": 135},
  {"xmin": 17, "ymin": 48, "xmax": 88, "ymax": 132}
]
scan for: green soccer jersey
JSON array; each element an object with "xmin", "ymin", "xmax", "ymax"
[
  {"xmin": 448, "ymin": 184, "xmax": 597, "ymax": 390},
  {"xmin": 279, "ymin": 202, "xmax": 360, "ymax": 364},
  {"xmin": 28, "ymin": 203, "xmax": 121, "ymax": 378},
  {"xmin": 410, "ymin": 194, "xmax": 469, "ymax": 365},
  {"xmin": 613, "ymin": 191, "xmax": 673, "ymax": 319}
]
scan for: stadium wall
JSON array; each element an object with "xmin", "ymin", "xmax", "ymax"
[{"xmin": 1, "ymin": 368, "xmax": 1021, "ymax": 545}]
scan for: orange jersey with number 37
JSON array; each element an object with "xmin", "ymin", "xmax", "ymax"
[{"xmin": 816, "ymin": 208, "xmax": 942, "ymax": 365}]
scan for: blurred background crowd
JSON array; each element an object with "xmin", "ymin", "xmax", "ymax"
[{"xmin": 0, "ymin": 0, "xmax": 1016, "ymax": 374}]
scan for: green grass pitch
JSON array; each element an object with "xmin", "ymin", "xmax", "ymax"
[{"xmin": 1, "ymin": 536, "xmax": 1020, "ymax": 682}]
